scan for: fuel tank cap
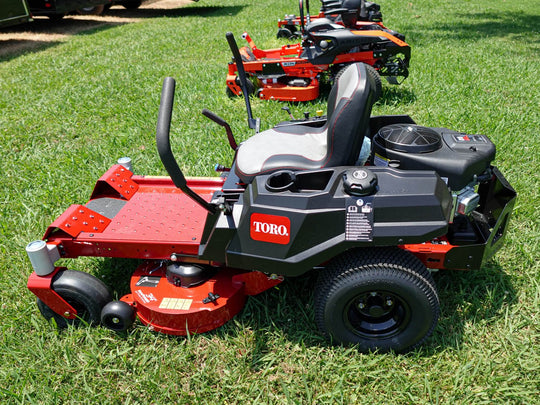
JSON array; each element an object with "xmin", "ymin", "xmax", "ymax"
[{"xmin": 343, "ymin": 168, "xmax": 378, "ymax": 196}]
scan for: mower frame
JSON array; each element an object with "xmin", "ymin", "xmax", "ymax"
[{"xmin": 26, "ymin": 42, "xmax": 515, "ymax": 352}]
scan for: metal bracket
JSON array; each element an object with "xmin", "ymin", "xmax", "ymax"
[{"xmin": 48, "ymin": 204, "xmax": 111, "ymax": 238}]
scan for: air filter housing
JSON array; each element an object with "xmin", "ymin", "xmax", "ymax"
[{"xmin": 372, "ymin": 124, "xmax": 496, "ymax": 190}]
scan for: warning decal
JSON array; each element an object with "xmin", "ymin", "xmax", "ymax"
[
  {"xmin": 159, "ymin": 298, "xmax": 193, "ymax": 311},
  {"xmin": 373, "ymin": 153, "xmax": 389, "ymax": 167},
  {"xmin": 345, "ymin": 197, "xmax": 374, "ymax": 242}
]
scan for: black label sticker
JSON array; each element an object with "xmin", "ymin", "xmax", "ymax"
[
  {"xmin": 453, "ymin": 134, "xmax": 486, "ymax": 143},
  {"xmin": 136, "ymin": 276, "xmax": 161, "ymax": 287},
  {"xmin": 345, "ymin": 197, "xmax": 374, "ymax": 242}
]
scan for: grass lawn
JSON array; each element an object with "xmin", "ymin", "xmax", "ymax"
[{"xmin": 1, "ymin": 0, "xmax": 538, "ymax": 403}]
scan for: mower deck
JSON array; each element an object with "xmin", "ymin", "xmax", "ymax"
[{"xmin": 124, "ymin": 262, "xmax": 281, "ymax": 335}]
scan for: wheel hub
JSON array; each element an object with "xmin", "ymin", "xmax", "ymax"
[{"xmin": 346, "ymin": 290, "xmax": 410, "ymax": 338}]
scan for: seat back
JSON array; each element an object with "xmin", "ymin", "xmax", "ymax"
[
  {"xmin": 324, "ymin": 62, "xmax": 376, "ymax": 166},
  {"xmin": 305, "ymin": 18, "xmax": 344, "ymax": 35},
  {"xmin": 233, "ymin": 63, "xmax": 375, "ymax": 183},
  {"xmin": 340, "ymin": 0, "xmax": 361, "ymax": 27}
]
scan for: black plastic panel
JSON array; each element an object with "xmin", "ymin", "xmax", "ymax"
[
  {"xmin": 222, "ymin": 166, "xmax": 452, "ymax": 276},
  {"xmin": 373, "ymin": 126, "xmax": 496, "ymax": 190}
]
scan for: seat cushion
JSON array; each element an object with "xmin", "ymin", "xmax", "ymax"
[{"xmin": 235, "ymin": 125, "xmax": 328, "ymax": 183}]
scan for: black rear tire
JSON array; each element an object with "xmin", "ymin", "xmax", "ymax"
[
  {"xmin": 37, "ymin": 269, "xmax": 112, "ymax": 328},
  {"xmin": 364, "ymin": 63, "xmax": 383, "ymax": 101},
  {"xmin": 121, "ymin": 0, "xmax": 142, "ymax": 10},
  {"xmin": 47, "ymin": 14, "xmax": 65, "ymax": 21},
  {"xmin": 277, "ymin": 27, "xmax": 294, "ymax": 39},
  {"xmin": 314, "ymin": 247, "xmax": 439, "ymax": 353}
]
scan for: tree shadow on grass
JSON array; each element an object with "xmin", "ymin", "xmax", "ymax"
[
  {"xmin": 0, "ymin": 4, "xmax": 245, "ymax": 61},
  {"xmin": 0, "ymin": 39, "xmax": 62, "ymax": 61},
  {"xmin": 445, "ymin": 11, "xmax": 540, "ymax": 40},
  {"xmin": 0, "ymin": 18, "xmax": 127, "ymax": 61},
  {"xmin": 404, "ymin": 10, "xmax": 540, "ymax": 49},
  {"xmin": 104, "ymin": 4, "xmax": 245, "ymax": 19}
]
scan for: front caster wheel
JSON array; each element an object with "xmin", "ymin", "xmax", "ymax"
[
  {"xmin": 101, "ymin": 301, "xmax": 136, "ymax": 332},
  {"xmin": 226, "ymin": 76, "xmax": 256, "ymax": 97},
  {"xmin": 277, "ymin": 27, "xmax": 297, "ymax": 39},
  {"xmin": 37, "ymin": 269, "xmax": 112, "ymax": 328},
  {"xmin": 314, "ymin": 247, "xmax": 439, "ymax": 353}
]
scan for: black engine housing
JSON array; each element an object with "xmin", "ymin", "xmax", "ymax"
[{"xmin": 372, "ymin": 124, "xmax": 496, "ymax": 190}]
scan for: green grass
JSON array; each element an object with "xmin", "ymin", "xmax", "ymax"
[{"xmin": 1, "ymin": 0, "xmax": 539, "ymax": 403}]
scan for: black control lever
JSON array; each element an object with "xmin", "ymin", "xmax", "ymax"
[
  {"xmin": 202, "ymin": 108, "xmax": 238, "ymax": 151},
  {"xmin": 226, "ymin": 31, "xmax": 260, "ymax": 132},
  {"xmin": 359, "ymin": 0, "xmax": 367, "ymax": 19},
  {"xmin": 156, "ymin": 77, "xmax": 217, "ymax": 214},
  {"xmin": 281, "ymin": 106, "xmax": 295, "ymax": 120}
]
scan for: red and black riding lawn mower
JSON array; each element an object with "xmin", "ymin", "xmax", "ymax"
[
  {"xmin": 27, "ymin": 33, "xmax": 515, "ymax": 353},
  {"xmin": 226, "ymin": 1, "xmax": 410, "ymax": 102},
  {"xmin": 277, "ymin": 0, "xmax": 403, "ymax": 41}
]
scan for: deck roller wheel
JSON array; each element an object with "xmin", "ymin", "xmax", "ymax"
[{"xmin": 101, "ymin": 301, "xmax": 136, "ymax": 332}]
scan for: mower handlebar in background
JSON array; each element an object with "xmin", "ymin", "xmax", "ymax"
[
  {"xmin": 156, "ymin": 77, "xmax": 217, "ymax": 214},
  {"xmin": 202, "ymin": 108, "xmax": 238, "ymax": 151},
  {"xmin": 299, "ymin": 0, "xmax": 311, "ymax": 35},
  {"xmin": 226, "ymin": 31, "xmax": 260, "ymax": 132}
]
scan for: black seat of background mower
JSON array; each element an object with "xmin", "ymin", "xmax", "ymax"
[
  {"xmin": 323, "ymin": 0, "xmax": 361, "ymax": 27},
  {"xmin": 234, "ymin": 63, "xmax": 376, "ymax": 183},
  {"xmin": 321, "ymin": 0, "xmax": 382, "ymax": 26},
  {"xmin": 305, "ymin": 18, "xmax": 344, "ymax": 34}
]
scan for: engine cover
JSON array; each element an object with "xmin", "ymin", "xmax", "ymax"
[{"xmin": 372, "ymin": 124, "xmax": 496, "ymax": 190}]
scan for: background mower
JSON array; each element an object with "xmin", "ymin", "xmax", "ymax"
[
  {"xmin": 26, "ymin": 33, "xmax": 515, "ymax": 353},
  {"xmin": 277, "ymin": 0, "xmax": 403, "ymax": 40},
  {"xmin": 226, "ymin": 0, "xmax": 410, "ymax": 102}
]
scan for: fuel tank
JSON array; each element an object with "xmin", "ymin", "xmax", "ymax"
[{"xmin": 201, "ymin": 166, "xmax": 453, "ymax": 276}]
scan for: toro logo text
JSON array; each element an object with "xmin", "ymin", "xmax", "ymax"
[{"xmin": 250, "ymin": 213, "xmax": 291, "ymax": 245}]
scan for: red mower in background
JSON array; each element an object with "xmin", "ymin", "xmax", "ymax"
[
  {"xmin": 26, "ymin": 33, "xmax": 515, "ymax": 353},
  {"xmin": 277, "ymin": 0, "xmax": 404, "ymax": 41},
  {"xmin": 226, "ymin": 0, "xmax": 410, "ymax": 102}
]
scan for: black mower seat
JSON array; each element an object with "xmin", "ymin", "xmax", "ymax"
[
  {"xmin": 234, "ymin": 63, "xmax": 376, "ymax": 183},
  {"xmin": 305, "ymin": 17, "xmax": 344, "ymax": 34}
]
